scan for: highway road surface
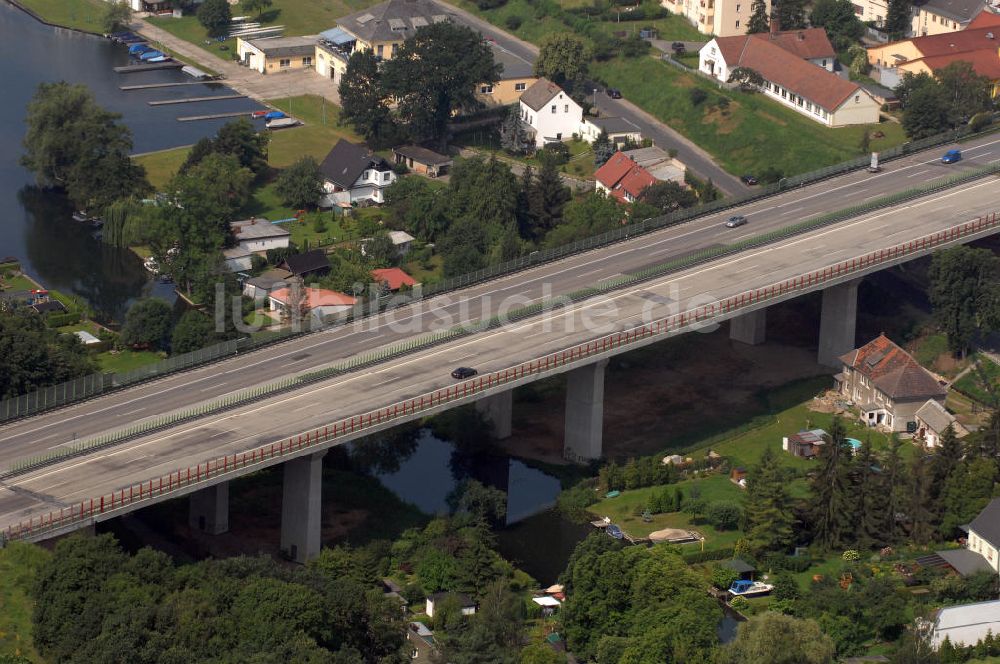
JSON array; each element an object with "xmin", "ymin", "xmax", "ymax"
[
  {"xmin": 0, "ymin": 171, "xmax": 998, "ymax": 533},
  {"xmin": 1, "ymin": 133, "xmax": 998, "ymax": 460}
]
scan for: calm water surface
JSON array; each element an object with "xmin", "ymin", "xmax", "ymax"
[{"xmin": 0, "ymin": 3, "xmax": 264, "ymax": 321}]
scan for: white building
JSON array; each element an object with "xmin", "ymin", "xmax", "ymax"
[
  {"xmin": 914, "ymin": 399, "xmax": 968, "ymax": 447},
  {"xmin": 967, "ymin": 498, "xmax": 1000, "ymax": 574},
  {"xmin": 579, "ymin": 116, "xmax": 643, "ymax": 146},
  {"xmin": 699, "ymin": 29, "xmax": 880, "ymax": 127},
  {"xmin": 519, "ymin": 78, "xmax": 583, "ymax": 148},
  {"xmin": 661, "ymin": 0, "xmax": 773, "ymax": 37},
  {"xmin": 223, "ymin": 247, "xmax": 253, "ymax": 272},
  {"xmin": 318, "ymin": 139, "xmax": 396, "ymax": 206},
  {"xmin": 231, "ymin": 218, "xmax": 291, "ymax": 254},
  {"xmin": 268, "ymin": 287, "xmax": 357, "ymax": 323},
  {"xmin": 932, "ymin": 600, "xmax": 1000, "ymax": 649},
  {"xmin": 236, "ymin": 35, "xmax": 319, "ymax": 75},
  {"xmin": 425, "ymin": 592, "xmax": 477, "ymax": 619}
]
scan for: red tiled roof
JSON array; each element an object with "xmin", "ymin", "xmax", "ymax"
[
  {"xmin": 894, "ymin": 26, "xmax": 1000, "ymax": 58},
  {"xmin": 372, "ymin": 267, "xmax": 417, "ymax": 290},
  {"xmin": 270, "ymin": 287, "xmax": 357, "ymax": 309},
  {"xmin": 712, "ymin": 34, "xmax": 864, "ymax": 110},
  {"xmin": 968, "ymin": 8, "xmax": 1000, "ymax": 28},
  {"xmin": 920, "ymin": 50, "xmax": 1000, "ymax": 79},
  {"xmin": 594, "ymin": 152, "xmax": 655, "ymax": 203},
  {"xmin": 839, "ymin": 334, "xmax": 947, "ymax": 400},
  {"xmin": 751, "ymin": 27, "xmax": 835, "ymax": 60}
]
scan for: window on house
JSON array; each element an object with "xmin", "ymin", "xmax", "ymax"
[
  {"xmin": 515, "ymin": 82, "xmax": 526, "ymax": 91},
  {"xmin": 736, "ymin": 3, "xmax": 740, "ymax": 10},
  {"xmin": 302, "ymin": 56, "xmax": 312, "ymax": 66},
  {"xmin": 480, "ymin": 85, "xmax": 493, "ymax": 93},
  {"xmin": 377, "ymin": 44, "xmax": 384, "ymax": 56},
  {"xmin": 392, "ymin": 43, "xmax": 399, "ymax": 56},
  {"xmin": 735, "ymin": 19, "xmax": 740, "ymax": 27},
  {"xmin": 822, "ymin": 59, "xmax": 827, "ymax": 67},
  {"xmin": 855, "ymin": 95, "xmax": 860, "ymax": 103},
  {"xmin": 551, "ymin": 105, "xmax": 557, "ymax": 113},
  {"xmin": 556, "ymin": 132, "xmax": 562, "ymax": 139},
  {"xmin": 807, "ymin": 101, "xmax": 812, "ymax": 111},
  {"xmin": 564, "ymin": 104, "xmax": 569, "ymax": 112},
  {"xmin": 279, "ymin": 58, "xmax": 290, "ymax": 68}
]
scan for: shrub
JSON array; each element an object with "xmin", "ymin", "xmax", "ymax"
[
  {"xmin": 689, "ymin": 88, "xmax": 708, "ymax": 106},
  {"xmin": 46, "ymin": 312, "xmax": 82, "ymax": 328},
  {"xmin": 705, "ymin": 500, "xmax": 743, "ymax": 531},
  {"xmin": 842, "ymin": 549, "xmax": 860, "ymax": 562},
  {"xmin": 505, "ymin": 14, "xmax": 523, "ymax": 29},
  {"xmin": 682, "ymin": 547, "xmax": 735, "ymax": 564},
  {"xmin": 541, "ymin": 141, "xmax": 570, "ymax": 165},
  {"xmin": 758, "ymin": 165, "xmax": 784, "ymax": 184},
  {"xmin": 729, "ymin": 596, "xmax": 750, "ymax": 612},
  {"xmin": 476, "ymin": 0, "xmax": 506, "ymax": 8},
  {"xmin": 969, "ymin": 112, "xmax": 993, "ymax": 133},
  {"xmin": 711, "ymin": 565, "xmax": 739, "ymax": 590},
  {"xmin": 311, "ymin": 214, "xmax": 328, "ymax": 234},
  {"xmin": 391, "ymin": 161, "xmax": 409, "ymax": 176}
]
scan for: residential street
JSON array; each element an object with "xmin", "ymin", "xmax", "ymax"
[{"xmin": 433, "ymin": 0, "xmax": 745, "ymax": 195}]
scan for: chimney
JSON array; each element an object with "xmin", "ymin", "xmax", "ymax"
[{"xmin": 770, "ymin": 15, "xmax": 780, "ymax": 36}]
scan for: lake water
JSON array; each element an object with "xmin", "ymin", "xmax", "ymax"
[
  {"xmin": 0, "ymin": 2, "xmax": 265, "ymax": 321},
  {"xmin": 364, "ymin": 428, "xmax": 592, "ymax": 584}
]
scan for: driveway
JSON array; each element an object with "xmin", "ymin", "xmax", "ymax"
[
  {"xmin": 135, "ymin": 19, "xmax": 342, "ymax": 106},
  {"xmin": 434, "ymin": 0, "xmax": 743, "ymax": 195}
]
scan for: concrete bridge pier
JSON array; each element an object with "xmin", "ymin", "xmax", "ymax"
[
  {"xmin": 563, "ymin": 359, "xmax": 609, "ymax": 462},
  {"xmin": 729, "ymin": 309, "xmax": 767, "ymax": 345},
  {"xmin": 476, "ymin": 390, "xmax": 513, "ymax": 439},
  {"xmin": 280, "ymin": 451, "xmax": 326, "ymax": 564},
  {"xmin": 188, "ymin": 482, "xmax": 229, "ymax": 535},
  {"xmin": 818, "ymin": 278, "xmax": 861, "ymax": 367}
]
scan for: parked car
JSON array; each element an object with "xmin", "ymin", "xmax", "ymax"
[
  {"xmin": 740, "ymin": 174, "xmax": 758, "ymax": 185},
  {"xmin": 941, "ymin": 149, "xmax": 962, "ymax": 164},
  {"xmin": 606, "ymin": 88, "xmax": 622, "ymax": 99},
  {"xmin": 451, "ymin": 367, "xmax": 478, "ymax": 379},
  {"xmin": 725, "ymin": 215, "xmax": 748, "ymax": 228},
  {"xmin": 671, "ymin": 42, "xmax": 686, "ymax": 53}
]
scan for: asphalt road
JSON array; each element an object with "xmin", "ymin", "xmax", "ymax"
[
  {"xmin": 2, "ymin": 174, "xmax": 998, "ymax": 533},
  {"xmin": 434, "ymin": 0, "xmax": 746, "ymax": 194},
  {"xmin": 1, "ymin": 134, "xmax": 998, "ymax": 464}
]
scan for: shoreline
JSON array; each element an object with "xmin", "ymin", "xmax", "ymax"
[{"xmin": 2, "ymin": 0, "xmax": 103, "ymax": 35}]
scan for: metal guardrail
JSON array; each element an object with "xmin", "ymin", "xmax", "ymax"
[
  {"xmin": 7, "ymin": 208, "xmax": 1000, "ymax": 543},
  {"xmin": 7, "ymin": 163, "xmax": 1000, "ymax": 478},
  {"xmin": 0, "ymin": 124, "xmax": 994, "ymax": 424}
]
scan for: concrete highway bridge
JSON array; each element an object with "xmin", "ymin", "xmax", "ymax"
[{"xmin": 1, "ymin": 136, "xmax": 999, "ymax": 561}]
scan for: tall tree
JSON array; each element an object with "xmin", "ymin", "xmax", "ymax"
[
  {"xmin": 526, "ymin": 158, "xmax": 571, "ymax": 241},
  {"xmin": 935, "ymin": 61, "xmax": 993, "ymax": 118},
  {"xmin": 931, "ymin": 424, "xmax": 963, "ymax": 498},
  {"xmin": 744, "ymin": 447, "xmax": 795, "ymax": 553},
  {"xmin": 881, "ymin": 435, "xmax": 908, "ymax": 543},
  {"xmin": 809, "ymin": 0, "xmax": 865, "ymax": 51},
  {"xmin": 499, "ymin": 105, "xmax": 531, "ymax": 155},
  {"xmin": 240, "ymin": 0, "xmax": 273, "ymax": 18},
  {"xmin": 21, "ymin": 82, "xmax": 149, "ymax": 212},
  {"xmin": 719, "ymin": 612, "xmax": 836, "ymax": 664},
  {"xmin": 0, "ymin": 310, "xmax": 96, "ymax": 398},
  {"xmin": 746, "ymin": 0, "xmax": 770, "ymax": 33},
  {"xmin": 774, "ymin": 0, "xmax": 808, "ymax": 29},
  {"xmin": 382, "ymin": 22, "xmax": 500, "ymax": 149},
  {"xmin": 940, "ymin": 457, "xmax": 999, "ymax": 536},
  {"xmin": 197, "ymin": 0, "xmax": 232, "ymax": 38},
  {"xmin": 534, "ymin": 33, "xmax": 592, "ymax": 90},
  {"xmin": 275, "ymin": 156, "xmax": 324, "ymax": 208},
  {"xmin": 171, "ymin": 310, "xmax": 216, "ymax": 354},
  {"xmin": 101, "ymin": 1, "xmax": 132, "ymax": 33},
  {"xmin": 212, "ymin": 117, "xmax": 269, "ymax": 176},
  {"xmin": 120, "ymin": 297, "xmax": 173, "ymax": 350},
  {"xmin": 908, "ymin": 448, "xmax": 935, "ymax": 544},
  {"xmin": 902, "ymin": 84, "xmax": 954, "ymax": 139},
  {"xmin": 811, "ymin": 417, "xmax": 853, "ymax": 549},
  {"xmin": 640, "ymin": 180, "xmax": 698, "ymax": 214},
  {"xmin": 338, "ymin": 50, "xmax": 398, "ymax": 149},
  {"xmin": 928, "ymin": 245, "xmax": 1000, "ymax": 355},
  {"xmin": 884, "ymin": 0, "xmax": 912, "ymax": 39},
  {"xmin": 852, "ymin": 438, "xmax": 884, "ymax": 549},
  {"xmin": 592, "ymin": 130, "xmax": 615, "ymax": 167}
]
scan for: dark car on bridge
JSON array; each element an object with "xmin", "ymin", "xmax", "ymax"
[
  {"xmin": 451, "ymin": 367, "xmax": 478, "ymax": 379},
  {"xmin": 725, "ymin": 215, "xmax": 748, "ymax": 228},
  {"xmin": 941, "ymin": 149, "xmax": 962, "ymax": 164}
]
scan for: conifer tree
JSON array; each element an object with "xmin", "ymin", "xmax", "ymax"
[
  {"xmin": 745, "ymin": 447, "xmax": 795, "ymax": 553},
  {"xmin": 811, "ymin": 417, "xmax": 853, "ymax": 549},
  {"xmin": 746, "ymin": 0, "xmax": 770, "ymax": 33}
]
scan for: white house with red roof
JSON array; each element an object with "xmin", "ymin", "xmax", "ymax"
[
  {"xmin": 268, "ymin": 287, "xmax": 357, "ymax": 323},
  {"xmin": 699, "ymin": 27, "xmax": 880, "ymax": 126},
  {"xmin": 594, "ymin": 151, "xmax": 657, "ymax": 204}
]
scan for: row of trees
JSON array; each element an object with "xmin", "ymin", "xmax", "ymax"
[
  {"xmin": 0, "ymin": 311, "xmax": 96, "ymax": 399},
  {"xmin": 896, "ymin": 63, "xmax": 994, "ymax": 139}
]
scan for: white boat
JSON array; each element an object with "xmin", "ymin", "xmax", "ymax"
[
  {"xmin": 266, "ymin": 117, "xmax": 301, "ymax": 129},
  {"xmin": 143, "ymin": 257, "xmax": 159, "ymax": 275},
  {"xmin": 728, "ymin": 580, "xmax": 774, "ymax": 597}
]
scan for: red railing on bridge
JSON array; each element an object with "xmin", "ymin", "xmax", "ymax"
[{"xmin": 5, "ymin": 211, "xmax": 998, "ymax": 542}]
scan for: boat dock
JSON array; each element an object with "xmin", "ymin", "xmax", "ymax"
[
  {"xmin": 176, "ymin": 111, "xmax": 257, "ymax": 122},
  {"xmin": 114, "ymin": 62, "xmax": 185, "ymax": 73},
  {"xmin": 149, "ymin": 94, "xmax": 247, "ymax": 106},
  {"xmin": 121, "ymin": 81, "xmax": 220, "ymax": 91}
]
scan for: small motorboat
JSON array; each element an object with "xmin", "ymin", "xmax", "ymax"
[
  {"xmin": 128, "ymin": 43, "xmax": 151, "ymax": 55},
  {"xmin": 264, "ymin": 110, "xmax": 287, "ymax": 120},
  {"xmin": 143, "ymin": 257, "xmax": 159, "ymax": 275},
  {"xmin": 251, "ymin": 110, "xmax": 268, "ymax": 118},
  {"xmin": 145, "ymin": 55, "xmax": 170, "ymax": 63},
  {"xmin": 140, "ymin": 50, "xmax": 165, "ymax": 61},
  {"xmin": 71, "ymin": 211, "xmax": 89, "ymax": 222},
  {"xmin": 606, "ymin": 524, "xmax": 624, "ymax": 540},
  {"xmin": 265, "ymin": 117, "xmax": 300, "ymax": 129},
  {"xmin": 728, "ymin": 580, "xmax": 774, "ymax": 598}
]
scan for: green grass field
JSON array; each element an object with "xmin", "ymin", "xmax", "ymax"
[
  {"xmin": 591, "ymin": 56, "xmax": 907, "ymax": 178},
  {"xmin": 15, "ymin": 0, "xmax": 107, "ymax": 33},
  {"xmin": 266, "ymin": 95, "xmax": 361, "ymax": 166},
  {"xmin": 0, "ymin": 542, "xmax": 48, "ymax": 662},
  {"xmin": 135, "ymin": 147, "xmax": 192, "ymax": 190},
  {"xmin": 96, "ymin": 349, "xmax": 164, "ymax": 374},
  {"xmin": 954, "ymin": 354, "xmax": 1000, "ymax": 405}
]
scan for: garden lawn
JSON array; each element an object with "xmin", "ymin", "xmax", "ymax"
[
  {"xmin": 953, "ymin": 354, "xmax": 1000, "ymax": 405},
  {"xmin": 96, "ymin": 349, "xmax": 163, "ymax": 374},
  {"xmin": 590, "ymin": 474, "xmax": 744, "ymax": 549},
  {"xmin": 16, "ymin": 0, "xmax": 107, "ymax": 32},
  {"xmin": 591, "ymin": 56, "xmax": 907, "ymax": 178},
  {"xmin": 265, "ymin": 95, "xmax": 361, "ymax": 167},
  {"xmin": 1, "ymin": 275, "xmax": 37, "ymax": 292},
  {"xmin": 0, "ymin": 542, "xmax": 48, "ymax": 662},
  {"xmin": 135, "ymin": 147, "xmax": 191, "ymax": 189},
  {"xmin": 912, "ymin": 332, "xmax": 949, "ymax": 369}
]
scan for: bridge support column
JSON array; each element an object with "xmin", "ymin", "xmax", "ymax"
[
  {"xmin": 280, "ymin": 451, "xmax": 326, "ymax": 564},
  {"xmin": 563, "ymin": 359, "xmax": 608, "ymax": 462},
  {"xmin": 729, "ymin": 309, "xmax": 766, "ymax": 345},
  {"xmin": 476, "ymin": 390, "xmax": 513, "ymax": 439},
  {"xmin": 818, "ymin": 278, "xmax": 861, "ymax": 367},
  {"xmin": 188, "ymin": 482, "xmax": 229, "ymax": 535}
]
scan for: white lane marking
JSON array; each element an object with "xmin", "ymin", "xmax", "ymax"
[{"xmin": 908, "ymin": 169, "xmax": 931, "ymax": 178}]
